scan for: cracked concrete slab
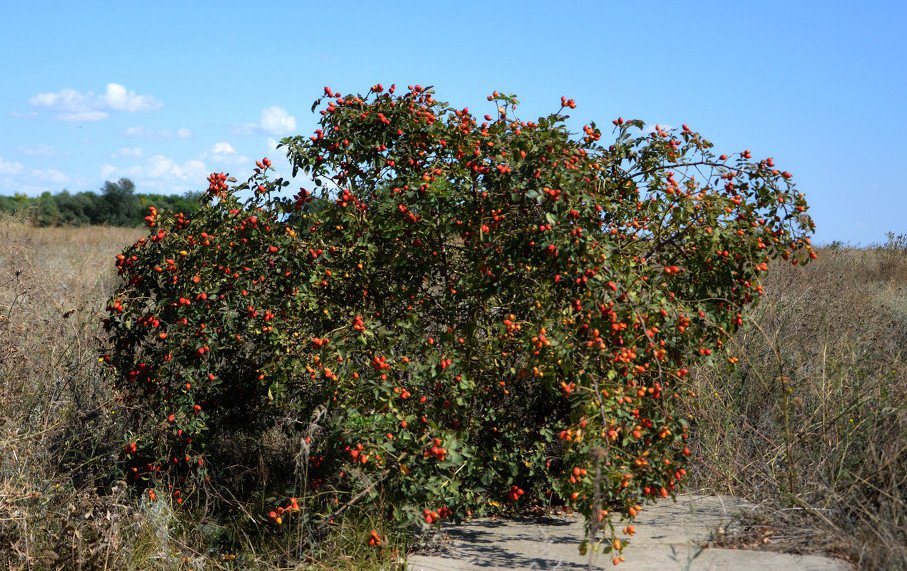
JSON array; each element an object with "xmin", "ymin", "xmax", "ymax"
[{"xmin": 407, "ymin": 495, "xmax": 850, "ymax": 570}]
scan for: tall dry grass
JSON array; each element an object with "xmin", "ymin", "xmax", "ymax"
[
  {"xmin": 0, "ymin": 217, "xmax": 180, "ymax": 570},
  {"xmin": 687, "ymin": 242, "xmax": 907, "ymax": 569}
]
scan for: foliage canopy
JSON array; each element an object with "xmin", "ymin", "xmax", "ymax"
[{"xmin": 104, "ymin": 84, "xmax": 813, "ymax": 558}]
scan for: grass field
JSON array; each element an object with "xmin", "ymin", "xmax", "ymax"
[{"xmin": 1, "ymin": 218, "xmax": 904, "ymax": 569}]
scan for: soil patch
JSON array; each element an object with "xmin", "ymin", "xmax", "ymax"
[{"xmin": 407, "ymin": 495, "xmax": 851, "ymax": 570}]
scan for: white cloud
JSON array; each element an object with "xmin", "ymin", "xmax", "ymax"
[
  {"xmin": 211, "ymin": 142, "xmax": 236, "ymax": 155},
  {"xmin": 205, "ymin": 141, "xmax": 249, "ymax": 168},
  {"xmin": 28, "ymin": 83, "xmax": 161, "ymax": 122},
  {"xmin": 124, "ymin": 126, "xmax": 154, "ymax": 138},
  {"xmin": 107, "ymin": 154, "xmax": 207, "ymax": 181},
  {"xmin": 112, "ymin": 147, "xmax": 144, "ymax": 158},
  {"xmin": 100, "ymin": 164, "xmax": 118, "ymax": 179},
  {"xmin": 0, "ymin": 166, "xmax": 71, "ymax": 195},
  {"xmin": 30, "ymin": 168, "xmax": 69, "ymax": 185},
  {"xmin": 30, "ymin": 88, "xmax": 91, "ymax": 111},
  {"xmin": 102, "ymin": 83, "xmax": 162, "ymax": 112},
  {"xmin": 0, "ymin": 157, "xmax": 25, "ymax": 174},
  {"xmin": 259, "ymin": 106, "xmax": 296, "ymax": 135},
  {"xmin": 124, "ymin": 126, "xmax": 192, "ymax": 140},
  {"xmin": 148, "ymin": 155, "xmax": 181, "ymax": 178},
  {"xmin": 20, "ymin": 144, "xmax": 56, "ymax": 157},
  {"xmin": 61, "ymin": 110, "xmax": 109, "ymax": 122},
  {"xmin": 232, "ymin": 107, "xmax": 297, "ymax": 137},
  {"xmin": 98, "ymin": 154, "xmax": 208, "ymax": 194}
]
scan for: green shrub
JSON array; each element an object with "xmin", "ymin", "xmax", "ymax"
[{"xmin": 103, "ymin": 85, "xmax": 814, "ymax": 560}]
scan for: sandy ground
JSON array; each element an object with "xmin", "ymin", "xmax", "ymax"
[{"xmin": 407, "ymin": 495, "xmax": 851, "ymax": 570}]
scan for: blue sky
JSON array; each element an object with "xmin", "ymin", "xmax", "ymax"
[{"xmin": 1, "ymin": 1, "xmax": 904, "ymax": 244}]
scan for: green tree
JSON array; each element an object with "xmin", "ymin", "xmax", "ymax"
[
  {"xmin": 55, "ymin": 190, "xmax": 94, "ymax": 225},
  {"xmin": 0, "ymin": 182, "xmax": 201, "ymax": 227},
  {"xmin": 34, "ymin": 191, "xmax": 62, "ymax": 226},
  {"xmin": 100, "ymin": 178, "xmax": 140, "ymax": 226},
  {"xmin": 0, "ymin": 193, "xmax": 32, "ymax": 216}
]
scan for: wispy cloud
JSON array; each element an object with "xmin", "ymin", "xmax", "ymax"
[
  {"xmin": 19, "ymin": 144, "xmax": 57, "ymax": 157},
  {"xmin": 259, "ymin": 106, "xmax": 296, "ymax": 135},
  {"xmin": 204, "ymin": 141, "xmax": 250, "ymax": 169},
  {"xmin": 112, "ymin": 147, "xmax": 144, "ymax": 158},
  {"xmin": 0, "ymin": 157, "xmax": 24, "ymax": 175},
  {"xmin": 124, "ymin": 126, "xmax": 192, "ymax": 140},
  {"xmin": 102, "ymin": 154, "xmax": 207, "ymax": 183},
  {"xmin": 102, "ymin": 83, "xmax": 161, "ymax": 112},
  {"xmin": 211, "ymin": 142, "xmax": 236, "ymax": 155},
  {"xmin": 234, "ymin": 106, "xmax": 297, "ymax": 136},
  {"xmin": 28, "ymin": 83, "xmax": 162, "ymax": 122},
  {"xmin": 100, "ymin": 164, "xmax": 118, "ymax": 179},
  {"xmin": 64, "ymin": 111, "xmax": 110, "ymax": 122},
  {"xmin": 0, "ymin": 164, "xmax": 74, "ymax": 195},
  {"xmin": 30, "ymin": 168, "xmax": 69, "ymax": 185},
  {"xmin": 147, "ymin": 155, "xmax": 206, "ymax": 180}
]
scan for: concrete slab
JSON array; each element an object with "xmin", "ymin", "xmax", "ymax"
[{"xmin": 407, "ymin": 495, "xmax": 850, "ymax": 570}]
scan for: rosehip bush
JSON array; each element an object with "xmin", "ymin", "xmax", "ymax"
[{"xmin": 103, "ymin": 84, "xmax": 814, "ymax": 558}]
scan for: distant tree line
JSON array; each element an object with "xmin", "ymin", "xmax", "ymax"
[{"xmin": 0, "ymin": 178, "xmax": 202, "ymax": 227}]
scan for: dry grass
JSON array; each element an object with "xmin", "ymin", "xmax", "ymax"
[
  {"xmin": 2, "ymin": 216, "xmax": 905, "ymax": 569},
  {"xmin": 687, "ymin": 243, "xmax": 907, "ymax": 569},
  {"xmin": 0, "ymin": 217, "xmax": 146, "ymax": 569}
]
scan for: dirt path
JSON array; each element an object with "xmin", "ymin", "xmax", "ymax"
[{"xmin": 407, "ymin": 495, "xmax": 850, "ymax": 570}]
